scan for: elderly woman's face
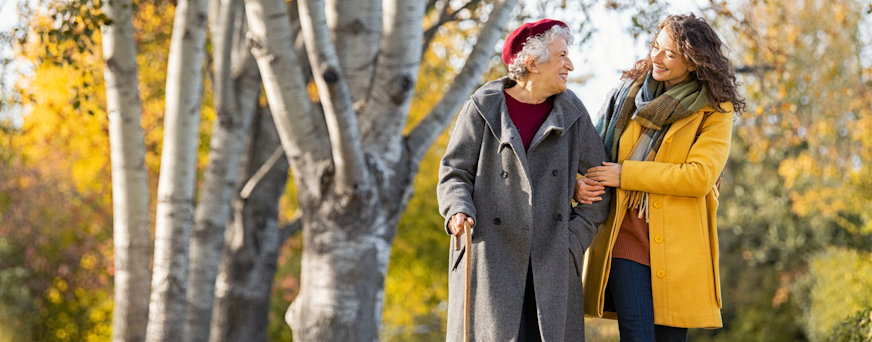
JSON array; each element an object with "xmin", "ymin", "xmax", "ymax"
[{"xmin": 531, "ymin": 38, "xmax": 573, "ymax": 95}]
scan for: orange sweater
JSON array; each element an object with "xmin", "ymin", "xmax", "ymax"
[{"xmin": 612, "ymin": 208, "xmax": 650, "ymax": 266}]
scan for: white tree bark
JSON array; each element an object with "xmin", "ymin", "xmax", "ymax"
[
  {"xmin": 298, "ymin": 0, "xmax": 369, "ymax": 196},
  {"xmin": 102, "ymin": 0, "xmax": 151, "ymax": 340},
  {"xmin": 208, "ymin": 106, "xmax": 297, "ymax": 342},
  {"xmin": 243, "ymin": 0, "xmax": 331, "ymax": 167},
  {"xmin": 239, "ymin": 0, "xmax": 519, "ymax": 340},
  {"xmin": 183, "ymin": 0, "xmax": 261, "ymax": 340},
  {"xmin": 325, "ymin": 0, "xmax": 381, "ymax": 104},
  {"xmin": 359, "ymin": 0, "xmax": 425, "ymax": 164},
  {"xmin": 147, "ymin": 0, "xmax": 210, "ymax": 339}
]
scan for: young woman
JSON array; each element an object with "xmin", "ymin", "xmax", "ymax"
[{"xmin": 575, "ymin": 13, "xmax": 746, "ymax": 342}]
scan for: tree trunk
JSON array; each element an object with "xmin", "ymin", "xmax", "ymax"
[
  {"xmin": 242, "ymin": 0, "xmax": 518, "ymax": 339},
  {"xmin": 183, "ymin": 1, "xmax": 261, "ymax": 340},
  {"xmin": 325, "ymin": 0, "xmax": 381, "ymax": 104},
  {"xmin": 102, "ymin": 0, "xmax": 151, "ymax": 340},
  {"xmin": 287, "ymin": 155, "xmax": 416, "ymax": 341},
  {"xmin": 287, "ymin": 1, "xmax": 517, "ymax": 338},
  {"xmin": 209, "ymin": 106, "xmax": 297, "ymax": 342},
  {"xmin": 147, "ymin": 0, "xmax": 210, "ymax": 339}
]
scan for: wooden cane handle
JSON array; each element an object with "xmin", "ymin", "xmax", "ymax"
[{"xmin": 454, "ymin": 234, "xmax": 461, "ymax": 251}]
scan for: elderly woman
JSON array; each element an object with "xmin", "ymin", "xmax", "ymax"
[
  {"xmin": 575, "ymin": 14, "xmax": 746, "ymax": 342},
  {"xmin": 437, "ymin": 19, "xmax": 611, "ymax": 341}
]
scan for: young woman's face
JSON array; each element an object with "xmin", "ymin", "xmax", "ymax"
[
  {"xmin": 650, "ymin": 28, "xmax": 695, "ymax": 90},
  {"xmin": 531, "ymin": 38, "xmax": 574, "ymax": 95}
]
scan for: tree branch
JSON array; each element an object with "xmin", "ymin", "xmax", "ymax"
[
  {"xmin": 406, "ymin": 0, "xmax": 519, "ymax": 165},
  {"xmin": 243, "ymin": 0, "xmax": 331, "ymax": 165},
  {"xmin": 423, "ymin": 0, "xmax": 452, "ymax": 50},
  {"xmin": 298, "ymin": 0, "xmax": 369, "ymax": 195},
  {"xmin": 240, "ymin": 146, "xmax": 285, "ymax": 199},
  {"xmin": 421, "ymin": 0, "xmax": 483, "ymax": 54},
  {"xmin": 280, "ymin": 217, "xmax": 303, "ymax": 242},
  {"xmin": 425, "ymin": 0, "xmax": 439, "ymax": 15},
  {"xmin": 185, "ymin": 1, "xmax": 261, "ymax": 340},
  {"xmin": 358, "ymin": 0, "xmax": 426, "ymax": 164}
]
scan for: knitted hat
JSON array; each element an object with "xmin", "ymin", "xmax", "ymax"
[{"xmin": 501, "ymin": 19, "xmax": 569, "ymax": 66}]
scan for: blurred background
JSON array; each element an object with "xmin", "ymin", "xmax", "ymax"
[{"xmin": 1, "ymin": 0, "xmax": 871, "ymax": 341}]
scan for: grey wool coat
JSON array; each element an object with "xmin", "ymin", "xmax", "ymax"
[{"xmin": 437, "ymin": 77, "xmax": 612, "ymax": 341}]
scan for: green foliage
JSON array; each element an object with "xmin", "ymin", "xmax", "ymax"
[
  {"xmin": 382, "ymin": 141, "xmax": 451, "ymax": 341},
  {"xmin": 0, "ymin": 125, "xmax": 115, "ymax": 341},
  {"xmin": 826, "ymin": 308, "xmax": 872, "ymax": 342},
  {"xmin": 800, "ymin": 248, "xmax": 872, "ymax": 342},
  {"xmin": 34, "ymin": 0, "xmax": 112, "ymax": 65},
  {"xmin": 0, "ymin": 236, "xmax": 35, "ymax": 342}
]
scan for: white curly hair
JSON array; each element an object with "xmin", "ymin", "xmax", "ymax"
[{"xmin": 507, "ymin": 25, "xmax": 575, "ymax": 81}]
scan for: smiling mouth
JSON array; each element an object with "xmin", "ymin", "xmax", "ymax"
[
  {"xmin": 559, "ymin": 73, "xmax": 568, "ymax": 81},
  {"xmin": 654, "ymin": 65, "xmax": 667, "ymax": 73}
]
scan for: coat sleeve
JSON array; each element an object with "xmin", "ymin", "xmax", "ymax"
[
  {"xmin": 621, "ymin": 109, "xmax": 733, "ymax": 198},
  {"xmin": 569, "ymin": 105, "xmax": 613, "ymax": 250},
  {"xmin": 437, "ymin": 100, "xmax": 484, "ymax": 235}
]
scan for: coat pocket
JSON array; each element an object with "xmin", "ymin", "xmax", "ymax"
[
  {"xmin": 568, "ymin": 232, "xmax": 583, "ymax": 278},
  {"xmin": 569, "ymin": 247, "xmax": 581, "ymax": 278},
  {"xmin": 705, "ymin": 189, "xmax": 722, "ymax": 308},
  {"xmin": 451, "ymin": 245, "xmax": 466, "ymax": 272}
]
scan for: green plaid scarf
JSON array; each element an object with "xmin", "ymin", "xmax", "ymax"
[{"xmin": 596, "ymin": 72, "xmax": 709, "ymax": 221}]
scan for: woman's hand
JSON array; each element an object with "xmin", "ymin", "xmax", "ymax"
[
  {"xmin": 586, "ymin": 162, "xmax": 622, "ymax": 188},
  {"xmin": 573, "ymin": 177, "xmax": 605, "ymax": 204},
  {"xmin": 449, "ymin": 213, "xmax": 475, "ymax": 236}
]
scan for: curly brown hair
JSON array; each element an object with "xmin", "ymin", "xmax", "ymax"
[{"xmin": 622, "ymin": 13, "xmax": 746, "ymax": 114}]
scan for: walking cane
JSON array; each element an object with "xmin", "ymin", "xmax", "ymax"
[{"xmin": 454, "ymin": 221, "xmax": 472, "ymax": 342}]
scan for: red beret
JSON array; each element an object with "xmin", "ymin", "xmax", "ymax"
[{"xmin": 501, "ymin": 19, "xmax": 569, "ymax": 66}]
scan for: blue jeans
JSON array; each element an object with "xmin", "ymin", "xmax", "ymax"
[{"xmin": 607, "ymin": 258, "xmax": 688, "ymax": 342}]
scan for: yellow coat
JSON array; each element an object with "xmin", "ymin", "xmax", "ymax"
[{"xmin": 582, "ymin": 102, "xmax": 733, "ymax": 329}]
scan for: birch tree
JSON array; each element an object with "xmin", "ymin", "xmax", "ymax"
[
  {"xmin": 242, "ymin": 0, "xmax": 519, "ymax": 339},
  {"xmin": 147, "ymin": 0, "xmax": 210, "ymax": 339},
  {"xmin": 101, "ymin": 0, "xmax": 151, "ymax": 340},
  {"xmin": 183, "ymin": 0, "xmax": 263, "ymax": 339},
  {"xmin": 208, "ymin": 105, "xmax": 298, "ymax": 342}
]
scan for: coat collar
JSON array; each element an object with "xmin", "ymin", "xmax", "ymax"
[{"xmin": 470, "ymin": 77, "xmax": 587, "ymax": 156}]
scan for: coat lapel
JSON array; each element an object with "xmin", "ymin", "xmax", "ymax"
[
  {"xmin": 472, "ymin": 78, "xmax": 530, "ymax": 177},
  {"xmin": 617, "ymin": 120, "xmax": 640, "ymax": 163},
  {"xmin": 662, "ymin": 110, "xmax": 702, "ymax": 142},
  {"xmin": 471, "ymin": 77, "xmax": 587, "ymax": 181},
  {"xmin": 527, "ymin": 92, "xmax": 584, "ymax": 153}
]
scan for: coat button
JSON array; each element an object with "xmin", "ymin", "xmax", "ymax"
[
  {"xmin": 654, "ymin": 235, "xmax": 663, "ymax": 243},
  {"xmin": 555, "ymin": 214, "xmax": 563, "ymax": 221},
  {"xmin": 493, "ymin": 218, "xmax": 501, "ymax": 225},
  {"xmin": 657, "ymin": 270, "xmax": 665, "ymax": 278},
  {"xmin": 500, "ymin": 171, "xmax": 508, "ymax": 178},
  {"xmin": 653, "ymin": 201, "xmax": 662, "ymax": 208},
  {"xmin": 552, "ymin": 170, "xmax": 558, "ymax": 176}
]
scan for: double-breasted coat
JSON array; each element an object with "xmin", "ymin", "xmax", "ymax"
[
  {"xmin": 582, "ymin": 83, "xmax": 734, "ymax": 329},
  {"xmin": 437, "ymin": 77, "xmax": 612, "ymax": 341}
]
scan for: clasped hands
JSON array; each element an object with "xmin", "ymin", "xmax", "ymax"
[{"xmin": 575, "ymin": 161, "xmax": 621, "ymax": 204}]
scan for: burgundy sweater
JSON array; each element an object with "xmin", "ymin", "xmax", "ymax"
[{"xmin": 504, "ymin": 91, "xmax": 552, "ymax": 150}]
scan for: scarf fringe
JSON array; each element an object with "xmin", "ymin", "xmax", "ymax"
[{"xmin": 626, "ymin": 190, "xmax": 650, "ymax": 223}]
